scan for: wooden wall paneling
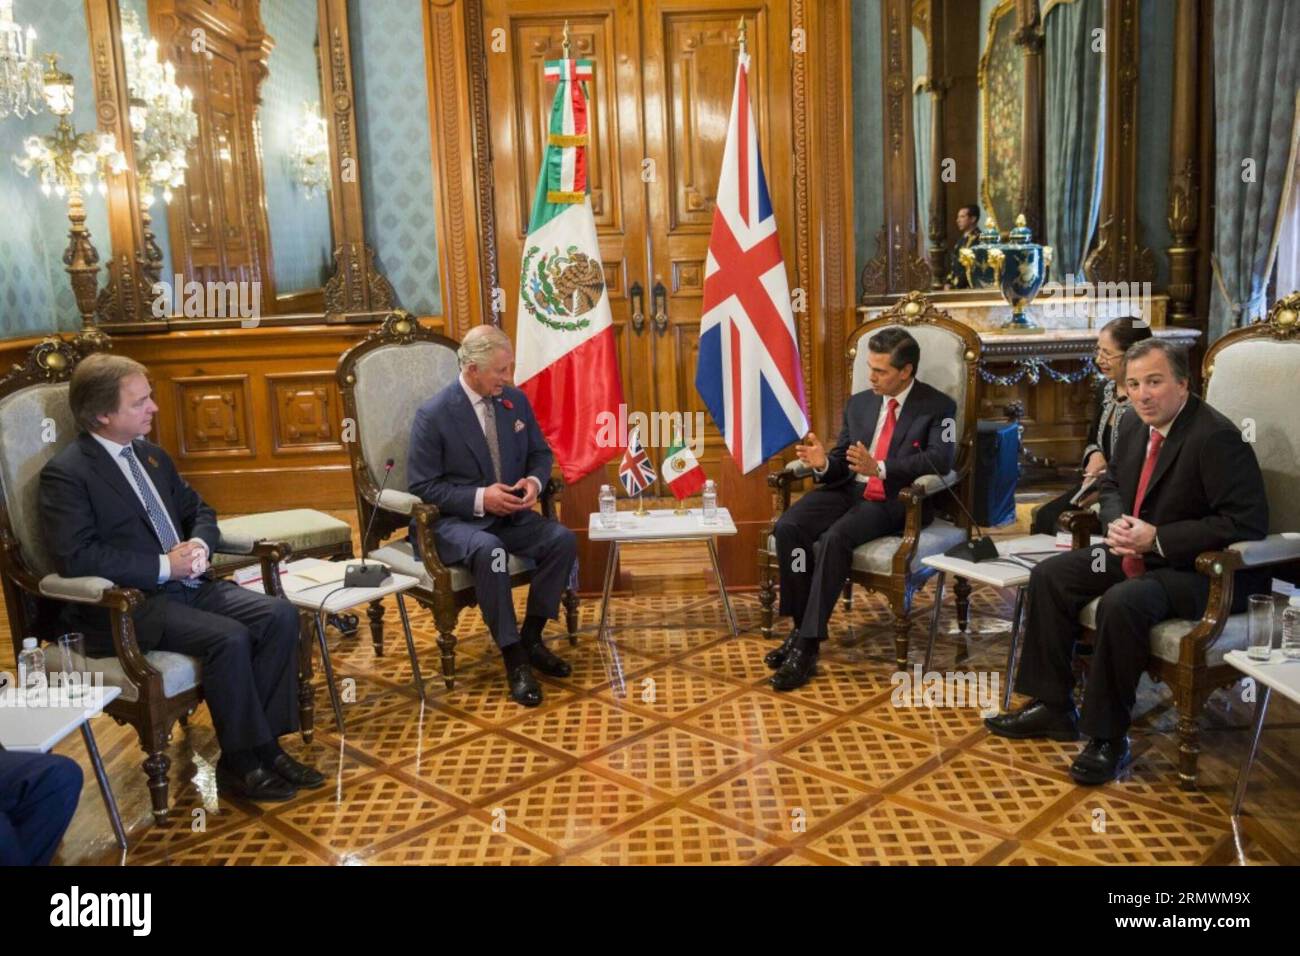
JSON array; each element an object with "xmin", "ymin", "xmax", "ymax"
[
  {"xmin": 423, "ymin": 0, "xmax": 485, "ymax": 336},
  {"xmin": 862, "ymin": 0, "xmax": 931, "ymax": 296},
  {"xmin": 1083, "ymin": 0, "xmax": 1154, "ymax": 284},
  {"xmin": 85, "ymin": 0, "xmax": 153, "ymax": 324},
  {"xmin": 938, "ymin": 0, "xmax": 980, "ymax": 271},
  {"xmin": 267, "ymin": 371, "xmax": 344, "ymax": 454},
  {"xmin": 1166, "ymin": 0, "xmax": 1200, "ymax": 328},
  {"xmin": 319, "ymin": 0, "xmax": 396, "ymax": 319},
  {"xmin": 172, "ymin": 374, "xmax": 254, "ymax": 458},
  {"xmin": 804, "ymin": 0, "xmax": 856, "ymax": 443}
]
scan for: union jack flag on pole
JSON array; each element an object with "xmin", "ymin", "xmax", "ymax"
[
  {"xmin": 695, "ymin": 48, "xmax": 808, "ymax": 475},
  {"xmin": 617, "ymin": 428, "xmax": 657, "ymax": 496}
]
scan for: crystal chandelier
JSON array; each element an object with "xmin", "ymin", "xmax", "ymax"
[
  {"xmin": 120, "ymin": 9, "xmax": 196, "ymax": 206},
  {"xmin": 291, "ymin": 101, "xmax": 331, "ymax": 199},
  {"xmin": 12, "ymin": 56, "xmax": 126, "ymax": 198},
  {"xmin": 0, "ymin": 0, "xmax": 43, "ymax": 119}
]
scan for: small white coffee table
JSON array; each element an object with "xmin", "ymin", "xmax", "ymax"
[
  {"xmin": 921, "ymin": 534, "xmax": 1099, "ymax": 707},
  {"xmin": 0, "ymin": 684, "xmax": 125, "ymax": 852},
  {"xmin": 1223, "ymin": 648, "xmax": 1300, "ymax": 816},
  {"xmin": 588, "ymin": 507, "xmax": 738, "ymax": 694},
  {"xmin": 251, "ymin": 558, "xmax": 423, "ymax": 734}
]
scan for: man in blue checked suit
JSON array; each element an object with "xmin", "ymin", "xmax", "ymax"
[
  {"xmin": 39, "ymin": 354, "xmax": 322, "ymax": 803},
  {"xmin": 407, "ymin": 325, "xmax": 577, "ymax": 708}
]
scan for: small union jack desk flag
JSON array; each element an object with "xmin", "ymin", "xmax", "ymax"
[{"xmin": 617, "ymin": 428, "xmax": 657, "ymax": 496}]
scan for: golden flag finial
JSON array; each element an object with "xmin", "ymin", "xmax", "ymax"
[
  {"xmin": 562, "ymin": 20, "xmax": 571, "ymax": 57},
  {"xmin": 737, "ymin": 16, "xmax": 747, "ymax": 53}
]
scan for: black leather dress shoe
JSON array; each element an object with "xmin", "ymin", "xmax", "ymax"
[
  {"xmin": 1069, "ymin": 736, "xmax": 1131, "ymax": 785},
  {"xmin": 271, "ymin": 752, "xmax": 325, "ymax": 789},
  {"xmin": 216, "ymin": 762, "xmax": 297, "ymax": 802},
  {"xmin": 526, "ymin": 641, "xmax": 572, "ymax": 678},
  {"xmin": 508, "ymin": 664, "xmax": 543, "ymax": 707},
  {"xmin": 771, "ymin": 644, "xmax": 819, "ymax": 692},
  {"xmin": 764, "ymin": 628, "xmax": 800, "ymax": 670},
  {"xmin": 983, "ymin": 701, "xmax": 1080, "ymax": 741}
]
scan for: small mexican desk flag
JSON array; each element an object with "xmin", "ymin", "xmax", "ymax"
[
  {"xmin": 661, "ymin": 440, "xmax": 706, "ymax": 499},
  {"xmin": 514, "ymin": 56, "xmax": 625, "ymax": 484}
]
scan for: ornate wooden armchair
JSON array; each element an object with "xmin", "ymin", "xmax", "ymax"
[
  {"xmin": 758, "ymin": 292, "xmax": 982, "ymax": 667},
  {"xmin": 336, "ymin": 310, "xmax": 577, "ymax": 688},
  {"xmin": 1064, "ymin": 293, "xmax": 1300, "ymax": 788},
  {"xmin": 0, "ymin": 333, "xmax": 304, "ymax": 823}
]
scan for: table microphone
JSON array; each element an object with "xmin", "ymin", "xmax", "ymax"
[
  {"xmin": 909, "ymin": 440, "xmax": 998, "ymax": 563},
  {"xmin": 345, "ymin": 458, "xmax": 395, "ymax": 588}
]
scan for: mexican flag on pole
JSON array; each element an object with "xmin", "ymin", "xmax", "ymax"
[
  {"xmin": 514, "ymin": 56, "xmax": 625, "ymax": 484},
  {"xmin": 661, "ymin": 440, "xmax": 706, "ymax": 499}
]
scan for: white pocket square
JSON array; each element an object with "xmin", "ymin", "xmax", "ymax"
[{"xmin": 513, "ymin": 420, "xmax": 526, "ymax": 433}]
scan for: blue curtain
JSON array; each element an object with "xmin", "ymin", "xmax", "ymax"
[
  {"xmin": 1211, "ymin": 1, "xmax": 1300, "ymax": 340},
  {"xmin": 1044, "ymin": 0, "xmax": 1105, "ymax": 279}
]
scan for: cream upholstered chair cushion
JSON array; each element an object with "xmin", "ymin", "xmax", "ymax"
[
  {"xmin": 83, "ymin": 651, "xmax": 201, "ymax": 702},
  {"xmin": 210, "ymin": 509, "xmax": 352, "ymax": 571},
  {"xmin": 0, "ymin": 381, "xmax": 77, "ymax": 578},
  {"xmin": 1077, "ymin": 596, "xmax": 1289, "ymax": 667},
  {"xmin": 1205, "ymin": 336, "xmax": 1300, "ymax": 535},
  {"xmin": 368, "ymin": 540, "xmax": 536, "ymax": 593},
  {"xmin": 353, "ymin": 339, "xmax": 460, "ymax": 493}
]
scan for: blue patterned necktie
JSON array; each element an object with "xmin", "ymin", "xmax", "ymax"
[{"xmin": 120, "ymin": 446, "xmax": 200, "ymax": 588}]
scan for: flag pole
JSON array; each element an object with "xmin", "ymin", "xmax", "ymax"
[
  {"xmin": 635, "ymin": 490, "xmax": 648, "ymax": 517},
  {"xmin": 673, "ymin": 420, "xmax": 687, "ymax": 513}
]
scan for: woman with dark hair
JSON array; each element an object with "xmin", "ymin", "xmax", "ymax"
[{"xmin": 1030, "ymin": 317, "xmax": 1154, "ymax": 535}]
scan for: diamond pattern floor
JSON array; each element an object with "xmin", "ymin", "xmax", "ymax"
[{"xmin": 23, "ymin": 577, "xmax": 1300, "ymax": 866}]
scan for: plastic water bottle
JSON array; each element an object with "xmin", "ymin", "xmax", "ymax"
[
  {"xmin": 17, "ymin": 637, "xmax": 46, "ymax": 698},
  {"xmin": 702, "ymin": 479, "xmax": 718, "ymax": 525},
  {"xmin": 598, "ymin": 484, "xmax": 617, "ymax": 529},
  {"xmin": 1282, "ymin": 595, "xmax": 1300, "ymax": 661}
]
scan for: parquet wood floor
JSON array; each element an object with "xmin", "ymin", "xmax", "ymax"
[{"xmin": 6, "ymin": 513, "xmax": 1298, "ymax": 866}]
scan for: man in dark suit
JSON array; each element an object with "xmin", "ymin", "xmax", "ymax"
[
  {"xmin": 0, "ymin": 748, "xmax": 82, "ymax": 865},
  {"xmin": 986, "ymin": 338, "xmax": 1269, "ymax": 784},
  {"xmin": 39, "ymin": 354, "xmax": 321, "ymax": 803},
  {"xmin": 766, "ymin": 328, "xmax": 958, "ymax": 691},
  {"xmin": 407, "ymin": 325, "xmax": 577, "ymax": 708},
  {"xmin": 944, "ymin": 204, "xmax": 981, "ymax": 289}
]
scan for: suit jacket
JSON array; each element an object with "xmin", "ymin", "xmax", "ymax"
[
  {"xmin": 407, "ymin": 380, "xmax": 554, "ymax": 564},
  {"xmin": 39, "ymin": 433, "xmax": 220, "ymax": 650},
  {"xmin": 1098, "ymin": 393, "xmax": 1269, "ymax": 592},
  {"xmin": 815, "ymin": 379, "xmax": 958, "ymax": 511}
]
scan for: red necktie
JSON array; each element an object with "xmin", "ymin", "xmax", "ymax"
[
  {"xmin": 1121, "ymin": 429, "xmax": 1165, "ymax": 578},
  {"xmin": 863, "ymin": 398, "xmax": 899, "ymax": 501}
]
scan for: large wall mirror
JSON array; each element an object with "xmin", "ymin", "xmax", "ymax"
[
  {"xmin": 92, "ymin": 0, "xmax": 393, "ymax": 325},
  {"xmin": 907, "ymin": 0, "xmax": 1107, "ymax": 292}
]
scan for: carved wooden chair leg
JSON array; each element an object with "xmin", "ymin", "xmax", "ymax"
[
  {"xmin": 953, "ymin": 575, "xmax": 972, "ymax": 632},
  {"xmin": 889, "ymin": 595, "xmax": 912, "ymax": 670},
  {"xmin": 758, "ymin": 553, "xmax": 777, "ymax": 639},
  {"xmin": 434, "ymin": 608, "xmax": 460, "ymax": 690},
  {"xmin": 297, "ymin": 608, "xmax": 316, "ymax": 745},
  {"xmin": 367, "ymin": 598, "xmax": 385, "ymax": 657},
  {"xmin": 842, "ymin": 579, "xmax": 854, "ymax": 612},
  {"xmin": 563, "ymin": 588, "xmax": 579, "ymax": 645},
  {"xmin": 1176, "ymin": 704, "xmax": 1202, "ymax": 791},
  {"xmin": 144, "ymin": 746, "xmax": 171, "ymax": 825}
]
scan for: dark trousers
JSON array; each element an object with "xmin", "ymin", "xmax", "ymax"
[
  {"xmin": 1015, "ymin": 545, "xmax": 1242, "ymax": 738},
  {"xmin": 0, "ymin": 750, "xmax": 83, "ymax": 865},
  {"xmin": 437, "ymin": 511, "xmax": 577, "ymax": 648},
  {"xmin": 773, "ymin": 483, "xmax": 906, "ymax": 642},
  {"xmin": 106, "ymin": 580, "xmax": 301, "ymax": 753}
]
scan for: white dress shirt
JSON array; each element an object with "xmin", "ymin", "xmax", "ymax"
[
  {"xmin": 459, "ymin": 374, "xmax": 541, "ymax": 517},
  {"xmin": 817, "ymin": 379, "xmax": 915, "ymax": 483},
  {"xmin": 88, "ymin": 431, "xmax": 207, "ymax": 583}
]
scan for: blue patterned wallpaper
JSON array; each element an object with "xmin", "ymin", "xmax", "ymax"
[
  {"xmin": 0, "ymin": 0, "xmax": 112, "ymax": 338},
  {"xmin": 349, "ymin": 0, "xmax": 442, "ymax": 315},
  {"xmin": 260, "ymin": 0, "xmax": 333, "ymax": 296}
]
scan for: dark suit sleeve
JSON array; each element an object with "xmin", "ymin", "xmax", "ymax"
[
  {"xmin": 515, "ymin": 391, "xmax": 554, "ymax": 491},
  {"xmin": 1156, "ymin": 426, "xmax": 1269, "ymax": 567},
  {"xmin": 881, "ymin": 392, "xmax": 958, "ymax": 485},
  {"xmin": 163, "ymin": 452, "xmax": 218, "ymax": 554},
  {"xmin": 39, "ymin": 457, "xmax": 160, "ymax": 591},
  {"xmin": 816, "ymin": 406, "xmax": 854, "ymax": 485},
  {"xmin": 407, "ymin": 403, "xmax": 478, "ymax": 518},
  {"xmin": 1097, "ymin": 416, "xmax": 1133, "ymax": 529}
]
